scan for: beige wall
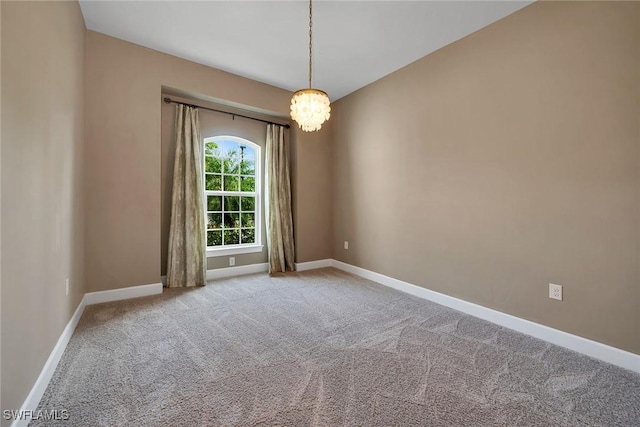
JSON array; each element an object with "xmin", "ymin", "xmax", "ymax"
[
  {"xmin": 1, "ymin": 0, "xmax": 86, "ymax": 420},
  {"xmin": 85, "ymin": 31, "xmax": 332, "ymax": 292},
  {"xmin": 291, "ymin": 123, "xmax": 334, "ymax": 264},
  {"xmin": 331, "ymin": 1, "xmax": 640, "ymax": 354}
]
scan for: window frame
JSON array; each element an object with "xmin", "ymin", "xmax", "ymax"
[{"xmin": 203, "ymin": 135, "xmax": 263, "ymax": 258}]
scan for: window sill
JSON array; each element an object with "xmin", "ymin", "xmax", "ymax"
[{"xmin": 207, "ymin": 244, "xmax": 263, "ymax": 258}]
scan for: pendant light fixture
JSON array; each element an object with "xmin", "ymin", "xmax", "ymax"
[{"xmin": 290, "ymin": 0, "xmax": 331, "ymax": 132}]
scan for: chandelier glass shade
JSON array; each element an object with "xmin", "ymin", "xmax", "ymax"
[
  {"xmin": 290, "ymin": 88, "xmax": 331, "ymax": 132},
  {"xmin": 290, "ymin": 0, "xmax": 330, "ymax": 132}
]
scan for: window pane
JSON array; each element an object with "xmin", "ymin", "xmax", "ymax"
[
  {"xmin": 240, "ymin": 159, "xmax": 255, "ymax": 175},
  {"xmin": 223, "ymin": 157, "xmax": 239, "ymax": 174},
  {"xmin": 241, "ymin": 145, "xmax": 255, "ymax": 161},
  {"xmin": 240, "ymin": 176, "xmax": 255, "ymax": 192},
  {"xmin": 223, "ymin": 175, "xmax": 239, "ymax": 191},
  {"xmin": 207, "ymin": 213, "xmax": 222, "ymax": 229},
  {"xmin": 241, "ymin": 228, "xmax": 255, "ymax": 244},
  {"xmin": 205, "ymin": 142, "xmax": 221, "ymax": 157},
  {"xmin": 240, "ymin": 196, "xmax": 255, "ymax": 212},
  {"xmin": 205, "ymin": 174, "xmax": 222, "ymax": 191},
  {"xmin": 207, "ymin": 195, "xmax": 222, "ymax": 211},
  {"xmin": 224, "ymin": 229, "xmax": 240, "ymax": 245},
  {"xmin": 224, "ymin": 196, "xmax": 239, "ymax": 211},
  {"xmin": 222, "ymin": 140, "xmax": 238, "ymax": 157},
  {"xmin": 223, "ymin": 142, "xmax": 240, "ymax": 174},
  {"xmin": 207, "ymin": 230, "xmax": 222, "ymax": 246},
  {"xmin": 205, "ymin": 156, "xmax": 222, "ymax": 173},
  {"xmin": 241, "ymin": 213, "xmax": 255, "ymax": 228},
  {"xmin": 224, "ymin": 213, "xmax": 240, "ymax": 228}
]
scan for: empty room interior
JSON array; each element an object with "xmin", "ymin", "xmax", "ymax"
[{"xmin": 1, "ymin": 0, "xmax": 639, "ymax": 425}]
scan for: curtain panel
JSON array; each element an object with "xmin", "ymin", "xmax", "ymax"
[
  {"xmin": 265, "ymin": 124, "xmax": 295, "ymax": 273},
  {"xmin": 167, "ymin": 105, "xmax": 206, "ymax": 287}
]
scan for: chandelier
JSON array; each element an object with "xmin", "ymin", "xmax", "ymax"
[{"xmin": 290, "ymin": 0, "xmax": 331, "ymax": 132}]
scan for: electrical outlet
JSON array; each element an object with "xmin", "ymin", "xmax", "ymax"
[
  {"xmin": 344, "ymin": 241, "xmax": 349, "ymax": 250},
  {"xmin": 229, "ymin": 257, "xmax": 235, "ymax": 267},
  {"xmin": 65, "ymin": 278, "xmax": 70, "ymax": 296},
  {"xmin": 549, "ymin": 283, "xmax": 562, "ymax": 301}
]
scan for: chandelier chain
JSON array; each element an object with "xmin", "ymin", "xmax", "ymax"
[{"xmin": 308, "ymin": 0, "xmax": 313, "ymax": 88}]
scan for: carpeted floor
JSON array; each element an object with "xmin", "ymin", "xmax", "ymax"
[{"xmin": 33, "ymin": 268, "xmax": 639, "ymax": 426}]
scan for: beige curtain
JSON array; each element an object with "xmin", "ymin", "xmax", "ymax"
[
  {"xmin": 167, "ymin": 105, "xmax": 206, "ymax": 287},
  {"xmin": 265, "ymin": 124, "xmax": 295, "ymax": 273}
]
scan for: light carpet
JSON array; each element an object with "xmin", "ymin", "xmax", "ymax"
[{"xmin": 33, "ymin": 268, "xmax": 640, "ymax": 426}]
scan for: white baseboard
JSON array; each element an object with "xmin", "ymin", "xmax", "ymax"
[
  {"xmin": 84, "ymin": 282, "xmax": 163, "ymax": 305},
  {"xmin": 206, "ymin": 262, "xmax": 269, "ymax": 281},
  {"xmin": 12, "ymin": 282, "xmax": 163, "ymax": 427},
  {"xmin": 295, "ymin": 259, "xmax": 333, "ymax": 271},
  {"xmin": 12, "ymin": 299, "xmax": 87, "ymax": 427},
  {"xmin": 330, "ymin": 259, "xmax": 640, "ymax": 374}
]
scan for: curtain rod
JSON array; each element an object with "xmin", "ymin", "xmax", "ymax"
[{"xmin": 163, "ymin": 97, "xmax": 290, "ymax": 129}]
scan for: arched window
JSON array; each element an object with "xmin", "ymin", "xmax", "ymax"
[{"xmin": 203, "ymin": 136, "xmax": 262, "ymax": 255}]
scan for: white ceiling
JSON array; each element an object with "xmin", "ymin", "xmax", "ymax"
[{"xmin": 79, "ymin": 1, "xmax": 532, "ymax": 101}]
